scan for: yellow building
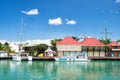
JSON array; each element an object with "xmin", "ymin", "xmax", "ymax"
[
  {"xmin": 56, "ymin": 36, "xmax": 82, "ymax": 57},
  {"xmin": 56, "ymin": 36, "xmax": 106, "ymax": 57}
]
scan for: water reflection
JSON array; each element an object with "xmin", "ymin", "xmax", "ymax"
[
  {"xmin": 0, "ymin": 60, "xmax": 120, "ymax": 80},
  {"xmin": 54, "ymin": 62, "xmax": 88, "ymax": 80}
]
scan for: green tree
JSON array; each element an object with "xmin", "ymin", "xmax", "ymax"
[
  {"xmin": 51, "ymin": 39, "xmax": 62, "ymax": 46},
  {"xmin": 2, "ymin": 42, "xmax": 11, "ymax": 53},
  {"xmin": 98, "ymin": 38, "xmax": 111, "ymax": 45},
  {"xmin": 29, "ymin": 44, "xmax": 48, "ymax": 57},
  {"xmin": 36, "ymin": 44, "xmax": 48, "ymax": 53},
  {"xmin": 117, "ymin": 39, "xmax": 120, "ymax": 42},
  {"xmin": 0, "ymin": 43, "xmax": 3, "ymax": 50}
]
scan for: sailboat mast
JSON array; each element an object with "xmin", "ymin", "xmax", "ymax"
[
  {"xmin": 20, "ymin": 18, "xmax": 23, "ymax": 43},
  {"xmin": 19, "ymin": 18, "xmax": 23, "ymax": 51}
]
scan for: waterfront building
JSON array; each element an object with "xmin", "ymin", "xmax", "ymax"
[
  {"xmin": 80, "ymin": 38, "xmax": 106, "ymax": 57},
  {"xmin": 56, "ymin": 36, "xmax": 82, "ymax": 57},
  {"xmin": 56, "ymin": 36, "xmax": 106, "ymax": 57},
  {"xmin": 109, "ymin": 41, "xmax": 120, "ymax": 57}
]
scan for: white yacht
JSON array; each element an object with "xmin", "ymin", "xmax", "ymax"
[
  {"xmin": 12, "ymin": 54, "xmax": 22, "ymax": 61},
  {"xmin": 12, "ymin": 18, "xmax": 33, "ymax": 61},
  {"xmin": 12, "ymin": 52, "xmax": 32, "ymax": 61}
]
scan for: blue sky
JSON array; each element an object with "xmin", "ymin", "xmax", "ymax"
[{"xmin": 0, "ymin": 0, "xmax": 120, "ymax": 41}]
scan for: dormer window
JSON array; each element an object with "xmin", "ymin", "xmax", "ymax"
[{"xmin": 114, "ymin": 46, "xmax": 118, "ymax": 49}]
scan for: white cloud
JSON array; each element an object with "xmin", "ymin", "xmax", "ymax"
[
  {"xmin": 116, "ymin": 0, "xmax": 120, "ymax": 3},
  {"xmin": 65, "ymin": 19, "xmax": 77, "ymax": 25},
  {"xmin": 48, "ymin": 17, "xmax": 62, "ymax": 25},
  {"xmin": 22, "ymin": 9, "xmax": 39, "ymax": 15}
]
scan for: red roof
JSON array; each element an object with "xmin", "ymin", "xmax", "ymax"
[
  {"xmin": 109, "ymin": 41, "xmax": 118, "ymax": 46},
  {"xmin": 56, "ymin": 36, "xmax": 80, "ymax": 45},
  {"xmin": 80, "ymin": 38, "xmax": 105, "ymax": 46}
]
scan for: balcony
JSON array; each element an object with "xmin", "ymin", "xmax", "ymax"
[
  {"xmin": 82, "ymin": 46, "xmax": 106, "ymax": 51},
  {"xmin": 112, "ymin": 49, "xmax": 120, "ymax": 51}
]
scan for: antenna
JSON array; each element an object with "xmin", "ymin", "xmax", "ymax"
[{"xmin": 101, "ymin": 20, "xmax": 112, "ymax": 40}]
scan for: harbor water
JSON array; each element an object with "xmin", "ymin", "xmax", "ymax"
[{"xmin": 0, "ymin": 60, "xmax": 120, "ymax": 80}]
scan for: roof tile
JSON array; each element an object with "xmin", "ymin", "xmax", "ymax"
[
  {"xmin": 109, "ymin": 41, "xmax": 119, "ymax": 46},
  {"xmin": 80, "ymin": 38, "xmax": 105, "ymax": 46},
  {"xmin": 56, "ymin": 36, "xmax": 80, "ymax": 45}
]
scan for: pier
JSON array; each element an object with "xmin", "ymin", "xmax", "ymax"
[
  {"xmin": 89, "ymin": 57, "xmax": 120, "ymax": 60},
  {"xmin": 32, "ymin": 57, "xmax": 55, "ymax": 61},
  {"xmin": 0, "ymin": 56, "xmax": 55, "ymax": 60},
  {"xmin": 1, "ymin": 56, "xmax": 120, "ymax": 60},
  {"xmin": 0, "ymin": 56, "xmax": 12, "ymax": 59}
]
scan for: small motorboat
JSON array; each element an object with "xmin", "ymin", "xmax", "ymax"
[{"xmin": 54, "ymin": 54, "xmax": 90, "ymax": 62}]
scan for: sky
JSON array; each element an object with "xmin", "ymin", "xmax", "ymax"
[{"xmin": 0, "ymin": 0, "xmax": 120, "ymax": 41}]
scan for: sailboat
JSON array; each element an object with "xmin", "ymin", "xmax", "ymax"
[{"xmin": 12, "ymin": 18, "xmax": 32, "ymax": 61}]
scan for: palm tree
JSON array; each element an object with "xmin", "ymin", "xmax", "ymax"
[
  {"xmin": 72, "ymin": 36, "xmax": 79, "ymax": 41},
  {"xmin": 2, "ymin": 42, "xmax": 11, "ymax": 53},
  {"xmin": 117, "ymin": 39, "xmax": 120, "ymax": 42},
  {"xmin": 98, "ymin": 38, "xmax": 111, "ymax": 45},
  {"xmin": 51, "ymin": 39, "xmax": 62, "ymax": 47},
  {"xmin": 0, "ymin": 43, "xmax": 2, "ymax": 50}
]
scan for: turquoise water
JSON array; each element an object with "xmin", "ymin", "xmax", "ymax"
[{"xmin": 0, "ymin": 60, "xmax": 120, "ymax": 80}]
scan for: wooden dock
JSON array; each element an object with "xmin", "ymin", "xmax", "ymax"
[
  {"xmin": 0, "ymin": 56, "xmax": 55, "ymax": 60},
  {"xmin": 1, "ymin": 56, "xmax": 120, "ymax": 60},
  {"xmin": 32, "ymin": 57, "xmax": 55, "ymax": 61},
  {"xmin": 0, "ymin": 56, "xmax": 12, "ymax": 59},
  {"xmin": 89, "ymin": 57, "xmax": 120, "ymax": 60}
]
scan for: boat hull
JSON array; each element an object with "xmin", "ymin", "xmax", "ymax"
[
  {"xmin": 12, "ymin": 56, "xmax": 22, "ymax": 61},
  {"xmin": 28, "ymin": 56, "xmax": 32, "ymax": 61},
  {"xmin": 12, "ymin": 53, "xmax": 32, "ymax": 61},
  {"xmin": 54, "ymin": 57, "xmax": 90, "ymax": 62}
]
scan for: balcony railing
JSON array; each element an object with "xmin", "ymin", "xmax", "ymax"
[
  {"xmin": 112, "ymin": 49, "xmax": 120, "ymax": 51},
  {"xmin": 82, "ymin": 46, "xmax": 106, "ymax": 51}
]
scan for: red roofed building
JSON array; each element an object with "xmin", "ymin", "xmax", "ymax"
[
  {"xmin": 56, "ymin": 36, "xmax": 80, "ymax": 45},
  {"xmin": 109, "ymin": 41, "xmax": 118, "ymax": 46},
  {"xmin": 56, "ymin": 36, "xmax": 82, "ymax": 57},
  {"xmin": 56, "ymin": 36, "xmax": 107, "ymax": 57},
  {"xmin": 109, "ymin": 41, "xmax": 120, "ymax": 57},
  {"xmin": 80, "ymin": 38, "xmax": 106, "ymax": 57},
  {"xmin": 56, "ymin": 36, "xmax": 120, "ymax": 58},
  {"xmin": 80, "ymin": 38, "xmax": 105, "ymax": 46}
]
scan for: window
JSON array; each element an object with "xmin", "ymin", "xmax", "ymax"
[
  {"xmin": 110, "ymin": 52, "xmax": 114, "ymax": 57},
  {"xmin": 59, "ymin": 45, "xmax": 62, "ymax": 49},
  {"xmin": 78, "ymin": 45, "xmax": 81, "ymax": 49},
  {"xmin": 114, "ymin": 46, "xmax": 118, "ymax": 49},
  {"xmin": 118, "ymin": 52, "xmax": 120, "ymax": 57},
  {"xmin": 82, "ymin": 46, "xmax": 86, "ymax": 50},
  {"xmin": 71, "ymin": 45, "xmax": 75, "ymax": 49},
  {"xmin": 89, "ymin": 47, "xmax": 93, "ymax": 51},
  {"xmin": 95, "ymin": 46, "xmax": 98, "ymax": 50},
  {"xmin": 65, "ymin": 46, "xmax": 68, "ymax": 49}
]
